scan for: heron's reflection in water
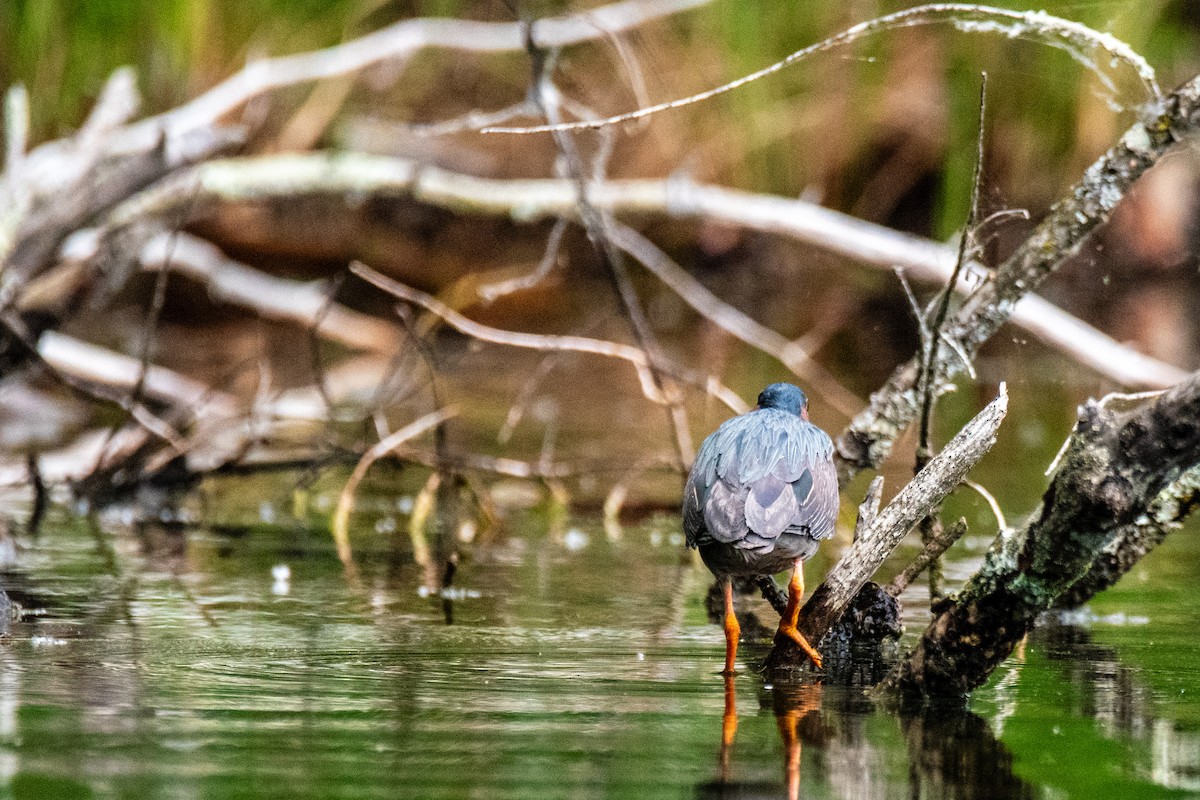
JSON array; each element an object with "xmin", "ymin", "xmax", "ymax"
[
  {"xmin": 709, "ymin": 677, "xmax": 822, "ymax": 800},
  {"xmin": 773, "ymin": 683, "xmax": 817, "ymax": 800},
  {"xmin": 702, "ymin": 675, "xmax": 1036, "ymax": 800}
]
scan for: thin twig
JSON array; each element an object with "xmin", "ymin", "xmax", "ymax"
[
  {"xmin": 406, "ymin": 101, "xmax": 540, "ymax": 138},
  {"xmin": 484, "ymin": 3, "xmax": 1158, "ymax": 133},
  {"xmin": 479, "ymin": 216, "xmax": 568, "ymax": 302},
  {"xmin": 912, "ymin": 73, "xmax": 988, "ymax": 599},
  {"xmin": 522, "ymin": 17, "xmax": 694, "ymax": 470},
  {"xmin": 916, "ymin": 74, "xmax": 987, "ymax": 466},
  {"xmin": 498, "ymin": 350, "xmax": 563, "ymax": 444},
  {"xmin": 962, "ymin": 478, "xmax": 1006, "ymax": 531},
  {"xmin": 349, "ymin": 260, "xmax": 747, "ymax": 413},
  {"xmin": 306, "ymin": 272, "xmax": 345, "ymax": 413}
]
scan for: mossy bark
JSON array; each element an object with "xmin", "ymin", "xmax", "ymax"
[
  {"xmin": 1055, "ymin": 464, "xmax": 1200, "ymax": 609},
  {"xmin": 885, "ymin": 370, "xmax": 1200, "ymax": 700}
]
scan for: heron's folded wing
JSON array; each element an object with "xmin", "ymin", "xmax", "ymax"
[
  {"xmin": 745, "ymin": 473, "xmax": 800, "ymax": 538},
  {"xmin": 703, "ymin": 477, "xmax": 750, "ymax": 545}
]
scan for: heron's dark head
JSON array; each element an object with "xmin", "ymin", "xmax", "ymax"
[{"xmin": 756, "ymin": 383, "xmax": 808, "ymax": 418}]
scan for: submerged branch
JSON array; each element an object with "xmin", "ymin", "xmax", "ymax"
[{"xmin": 332, "ymin": 407, "xmax": 458, "ymax": 568}]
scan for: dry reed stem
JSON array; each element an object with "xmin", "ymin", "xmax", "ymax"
[{"xmin": 332, "ymin": 406, "xmax": 458, "ymax": 568}]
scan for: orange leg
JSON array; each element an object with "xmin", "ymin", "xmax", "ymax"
[
  {"xmin": 722, "ymin": 577, "xmax": 740, "ymax": 676},
  {"xmin": 776, "ymin": 561, "xmax": 823, "ymax": 669}
]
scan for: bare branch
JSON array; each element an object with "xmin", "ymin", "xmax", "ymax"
[
  {"xmin": 886, "ymin": 518, "xmax": 968, "ymax": 596},
  {"xmin": 912, "ymin": 73, "xmax": 988, "ymax": 601},
  {"xmin": 122, "ymin": 152, "xmax": 1180, "ymax": 390},
  {"xmin": 141, "ymin": 232, "xmax": 396, "ymax": 352},
  {"xmin": 523, "ymin": 23, "xmax": 694, "ymax": 471},
  {"xmin": 141, "ymin": 0, "xmax": 711, "ymax": 145},
  {"xmin": 485, "ymin": 3, "xmax": 1158, "ymax": 133},
  {"xmin": 479, "ymin": 216, "xmax": 568, "ymax": 302},
  {"xmin": 917, "ymin": 73, "xmax": 987, "ymax": 465},
  {"xmin": 609, "ymin": 221, "xmax": 862, "ymax": 418},
  {"xmin": 350, "ymin": 260, "xmax": 748, "ymax": 413},
  {"xmin": 78, "ymin": 67, "xmax": 141, "ymax": 144},
  {"xmin": 4, "ymin": 84, "xmax": 29, "ymax": 174},
  {"xmin": 38, "ymin": 331, "xmax": 237, "ymax": 415}
]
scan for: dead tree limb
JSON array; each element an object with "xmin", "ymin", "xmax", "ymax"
[
  {"xmin": 0, "ymin": 68, "xmax": 241, "ymax": 298},
  {"xmin": 884, "ymin": 369, "xmax": 1200, "ymax": 700},
  {"xmin": 764, "ymin": 386, "xmax": 1008, "ymax": 671},
  {"xmin": 1054, "ymin": 463, "xmax": 1200, "ymax": 609},
  {"xmin": 0, "ymin": 0, "xmax": 706, "ymax": 373},
  {"xmin": 835, "ymin": 73, "xmax": 1200, "ymax": 486}
]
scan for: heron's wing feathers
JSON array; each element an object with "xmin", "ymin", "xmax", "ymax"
[
  {"xmin": 685, "ymin": 409, "xmax": 837, "ymax": 549},
  {"xmin": 794, "ymin": 457, "xmax": 838, "ymax": 541},
  {"xmin": 682, "ymin": 469, "xmax": 706, "ymax": 547},
  {"xmin": 789, "ymin": 469, "xmax": 814, "ymax": 505},
  {"xmin": 703, "ymin": 477, "xmax": 749, "ymax": 545},
  {"xmin": 745, "ymin": 473, "xmax": 800, "ymax": 538}
]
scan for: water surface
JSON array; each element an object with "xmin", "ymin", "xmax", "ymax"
[{"xmin": 0, "ymin": 506, "xmax": 1198, "ymax": 799}]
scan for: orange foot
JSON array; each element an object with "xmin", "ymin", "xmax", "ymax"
[{"xmin": 777, "ymin": 622, "xmax": 823, "ymax": 670}]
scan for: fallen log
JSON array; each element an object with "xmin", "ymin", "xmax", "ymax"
[{"xmin": 883, "ymin": 369, "xmax": 1200, "ymax": 701}]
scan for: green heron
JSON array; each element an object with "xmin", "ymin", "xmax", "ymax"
[{"xmin": 684, "ymin": 383, "xmax": 838, "ymax": 674}]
